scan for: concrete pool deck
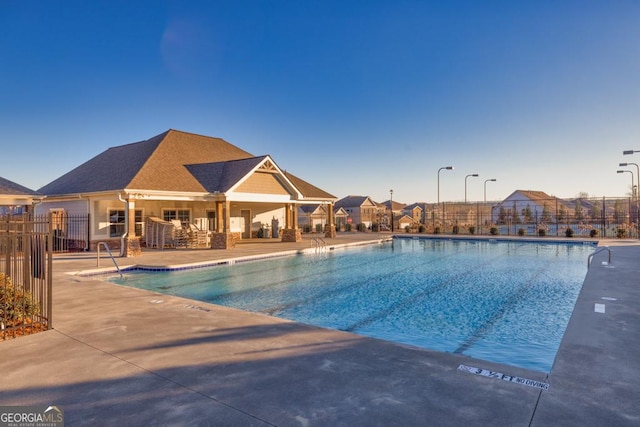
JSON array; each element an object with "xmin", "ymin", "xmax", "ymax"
[{"xmin": 1, "ymin": 233, "xmax": 639, "ymax": 426}]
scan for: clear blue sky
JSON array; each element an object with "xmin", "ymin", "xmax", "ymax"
[{"xmin": 2, "ymin": 1, "xmax": 639, "ymax": 204}]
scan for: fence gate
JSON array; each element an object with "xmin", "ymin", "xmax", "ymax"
[{"xmin": 1, "ymin": 214, "xmax": 53, "ymax": 340}]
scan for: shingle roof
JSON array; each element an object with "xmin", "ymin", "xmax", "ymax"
[
  {"xmin": 335, "ymin": 196, "xmax": 373, "ymax": 209},
  {"xmin": 0, "ymin": 176, "xmax": 39, "ymax": 196},
  {"xmin": 185, "ymin": 157, "xmax": 266, "ymax": 193},
  {"xmin": 37, "ymin": 129, "xmax": 336, "ymax": 201},
  {"xmin": 39, "ymin": 129, "xmax": 254, "ymax": 195},
  {"xmin": 284, "ymin": 171, "xmax": 336, "ymax": 199}
]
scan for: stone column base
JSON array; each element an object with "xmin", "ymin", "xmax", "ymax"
[
  {"xmin": 281, "ymin": 228, "xmax": 302, "ymax": 242},
  {"xmin": 324, "ymin": 224, "xmax": 336, "ymax": 238},
  {"xmin": 124, "ymin": 236, "xmax": 142, "ymax": 257},
  {"xmin": 211, "ymin": 232, "xmax": 236, "ymax": 249}
]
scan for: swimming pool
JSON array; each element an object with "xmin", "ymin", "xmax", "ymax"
[{"xmin": 109, "ymin": 237, "xmax": 595, "ymax": 372}]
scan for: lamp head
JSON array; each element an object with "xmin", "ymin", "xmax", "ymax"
[
  {"xmin": 619, "ymin": 163, "xmax": 628, "ymax": 167},
  {"xmin": 617, "ymin": 170, "xmax": 625, "ymax": 173},
  {"xmin": 446, "ymin": 166, "xmax": 454, "ymax": 170},
  {"xmin": 623, "ymin": 150, "xmax": 635, "ymax": 155}
]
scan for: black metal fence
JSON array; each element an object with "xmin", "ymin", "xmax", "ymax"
[
  {"xmin": 50, "ymin": 212, "xmax": 90, "ymax": 252},
  {"xmin": 1, "ymin": 214, "xmax": 53, "ymax": 340},
  {"xmin": 415, "ymin": 197, "xmax": 639, "ymax": 238}
]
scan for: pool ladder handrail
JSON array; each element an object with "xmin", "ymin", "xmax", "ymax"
[
  {"xmin": 97, "ymin": 242, "xmax": 124, "ymax": 278},
  {"xmin": 588, "ymin": 246, "xmax": 611, "ymax": 268},
  {"xmin": 312, "ymin": 237, "xmax": 327, "ymax": 253}
]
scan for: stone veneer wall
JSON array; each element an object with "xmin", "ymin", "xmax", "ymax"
[
  {"xmin": 281, "ymin": 228, "xmax": 302, "ymax": 242},
  {"xmin": 324, "ymin": 224, "xmax": 336, "ymax": 238},
  {"xmin": 211, "ymin": 232, "xmax": 239, "ymax": 249},
  {"xmin": 123, "ymin": 237, "xmax": 141, "ymax": 257}
]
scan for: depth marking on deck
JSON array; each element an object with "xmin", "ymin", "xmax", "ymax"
[
  {"xmin": 457, "ymin": 364, "xmax": 550, "ymax": 390},
  {"xmin": 594, "ymin": 303, "xmax": 606, "ymax": 313}
]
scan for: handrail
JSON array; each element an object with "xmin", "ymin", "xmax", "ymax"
[
  {"xmin": 97, "ymin": 242, "xmax": 124, "ymax": 278},
  {"xmin": 312, "ymin": 237, "xmax": 327, "ymax": 253},
  {"xmin": 588, "ymin": 246, "xmax": 611, "ymax": 268}
]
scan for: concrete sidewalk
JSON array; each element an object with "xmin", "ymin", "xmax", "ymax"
[{"xmin": 1, "ymin": 234, "xmax": 639, "ymax": 426}]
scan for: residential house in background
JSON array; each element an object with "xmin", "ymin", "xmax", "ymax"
[
  {"xmin": 298, "ymin": 204, "xmax": 349, "ymax": 232},
  {"xmin": 402, "ymin": 202, "xmax": 426, "ymax": 224},
  {"xmin": 36, "ymin": 129, "xmax": 336, "ymax": 255},
  {"xmin": 491, "ymin": 190, "xmax": 572, "ymax": 224},
  {"xmin": 381, "ymin": 199, "xmax": 406, "ymax": 230},
  {"xmin": 334, "ymin": 196, "xmax": 378, "ymax": 228},
  {"xmin": 0, "ymin": 177, "xmax": 40, "ymax": 216}
]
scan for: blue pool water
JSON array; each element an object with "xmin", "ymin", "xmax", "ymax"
[{"xmin": 109, "ymin": 237, "xmax": 595, "ymax": 372}]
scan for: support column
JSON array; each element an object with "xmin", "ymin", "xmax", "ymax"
[
  {"xmin": 123, "ymin": 198, "xmax": 141, "ymax": 257},
  {"xmin": 211, "ymin": 199, "xmax": 235, "ymax": 249},
  {"xmin": 282, "ymin": 202, "xmax": 302, "ymax": 242},
  {"xmin": 324, "ymin": 202, "xmax": 336, "ymax": 238}
]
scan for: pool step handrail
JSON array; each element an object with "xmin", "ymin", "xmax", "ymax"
[
  {"xmin": 312, "ymin": 237, "xmax": 327, "ymax": 253},
  {"xmin": 588, "ymin": 246, "xmax": 611, "ymax": 268},
  {"xmin": 97, "ymin": 242, "xmax": 124, "ymax": 278}
]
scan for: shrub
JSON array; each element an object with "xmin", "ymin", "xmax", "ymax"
[
  {"xmin": 517, "ymin": 228, "xmax": 526, "ymax": 236},
  {"xmin": 434, "ymin": 226, "xmax": 441, "ymax": 234},
  {"xmin": 418, "ymin": 225, "xmax": 426, "ymax": 233},
  {"xmin": 468, "ymin": 226, "xmax": 475, "ymax": 235},
  {"xmin": 0, "ymin": 274, "xmax": 40, "ymax": 329},
  {"xmin": 489, "ymin": 227, "xmax": 498, "ymax": 236},
  {"xmin": 452, "ymin": 225, "xmax": 459, "ymax": 235},
  {"xmin": 356, "ymin": 223, "xmax": 367, "ymax": 232},
  {"xmin": 590, "ymin": 228, "xmax": 598, "ymax": 238},
  {"xmin": 538, "ymin": 228, "xmax": 546, "ymax": 237},
  {"xmin": 616, "ymin": 228, "xmax": 626, "ymax": 239},
  {"xmin": 565, "ymin": 227, "xmax": 574, "ymax": 238}
]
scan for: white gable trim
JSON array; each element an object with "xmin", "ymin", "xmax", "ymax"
[{"xmin": 226, "ymin": 155, "xmax": 303, "ymax": 199}]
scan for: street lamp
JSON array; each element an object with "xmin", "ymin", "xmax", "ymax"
[
  {"xmin": 484, "ymin": 179, "xmax": 497, "ymax": 204},
  {"xmin": 619, "ymin": 163, "xmax": 639, "ymax": 198},
  {"xmin": 389, "ymin": 189, "xmax": 394, "ymax": 232},
  {"xmin": 465, "ymin": 174, "xmax": 479, "ymax": 203},
  {"xmin": 623, "ymin": 150, "xmax": 640, "ymax": 155},
  {"xmin": 617, "ymin": 170, "xmax": 635, "ymax": 197},
  {"xmin": 437, "ymin": 166, "xmax": 454, "ymax": 206}
]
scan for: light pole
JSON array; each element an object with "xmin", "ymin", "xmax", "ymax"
[
  {"xmin": 617, "ymin": 170, "xmax": 635, "ymax": 196},
  {"xmin": 484, "ymin": 179, "xmax": 497, "ymax": 204},
  {"xmin": 437, "ymin": 166, "xmax": 454, "ymax": 206},
  {"xmin": 483, "ymin": 178, "xmax": 497, "ymax": 233},
  {"xmin": 623, "ymin": 150, "xmax": 640, "ymax": 155},
  {"xmin": 620, "ymin": 162, "xmax": 640, "ymax": 231},
  {"xmin": 619, "ymin": 163, "xmax": 639, "ymax": 199},
  {"xmin": 465, "ymin": 174, "xmax": 479, "ymax": 203},
  {"xmin": 389, "ymin": 189, "xmax": 394, "ymax": 232}
]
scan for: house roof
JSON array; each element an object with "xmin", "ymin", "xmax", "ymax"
[
  {"xmin": 335, "ymin": 195, "xmax": 374, "ymax": 209},
  {"xmin": 185, "ymin": 156, "xmax": 266, "ymax": 193},
  {"xmin": 514, "ymin": 190, "xmax": 555, "ymax": 201},
  {"xmin": 38, "ymin": 129, "xmax": 335, "ymax": 200},
  {"xmin": 0, "ymin": 177, "xmax": 39, "ymax": 196},
  {"xmin": 381, "ymin": 200, "xmax": 406, "ymax": 210},
  {"xmin": 39, "ymin": 129, "xmax": 253, "ymax": 195},
  {"xmin": 284, "ymin": 171, "xmax": 335, "ymax": 199}
]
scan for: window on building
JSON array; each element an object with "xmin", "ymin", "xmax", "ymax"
[
  {"xmin": 109, "ymin": 209, "xmax": 144, "ymax": 237},
  {"xmin": 163, "ymin": 209, "xmax": 191, "ymax": 227},
  {"xmin": 109, "ymin": 209, "xmax": 126, "ymax": 238}
]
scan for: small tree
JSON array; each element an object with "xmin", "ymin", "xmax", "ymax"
[
  {"xmin": 0, "ymin": 274, "xmax": 40, "ymax": 330},
  {"xmin": 574, "ymin": 199, "xmax": 584, "ymax": 221},
  {"xmin": 541, "ymin": 203, "xmax": 551, "ymax": 222}
]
